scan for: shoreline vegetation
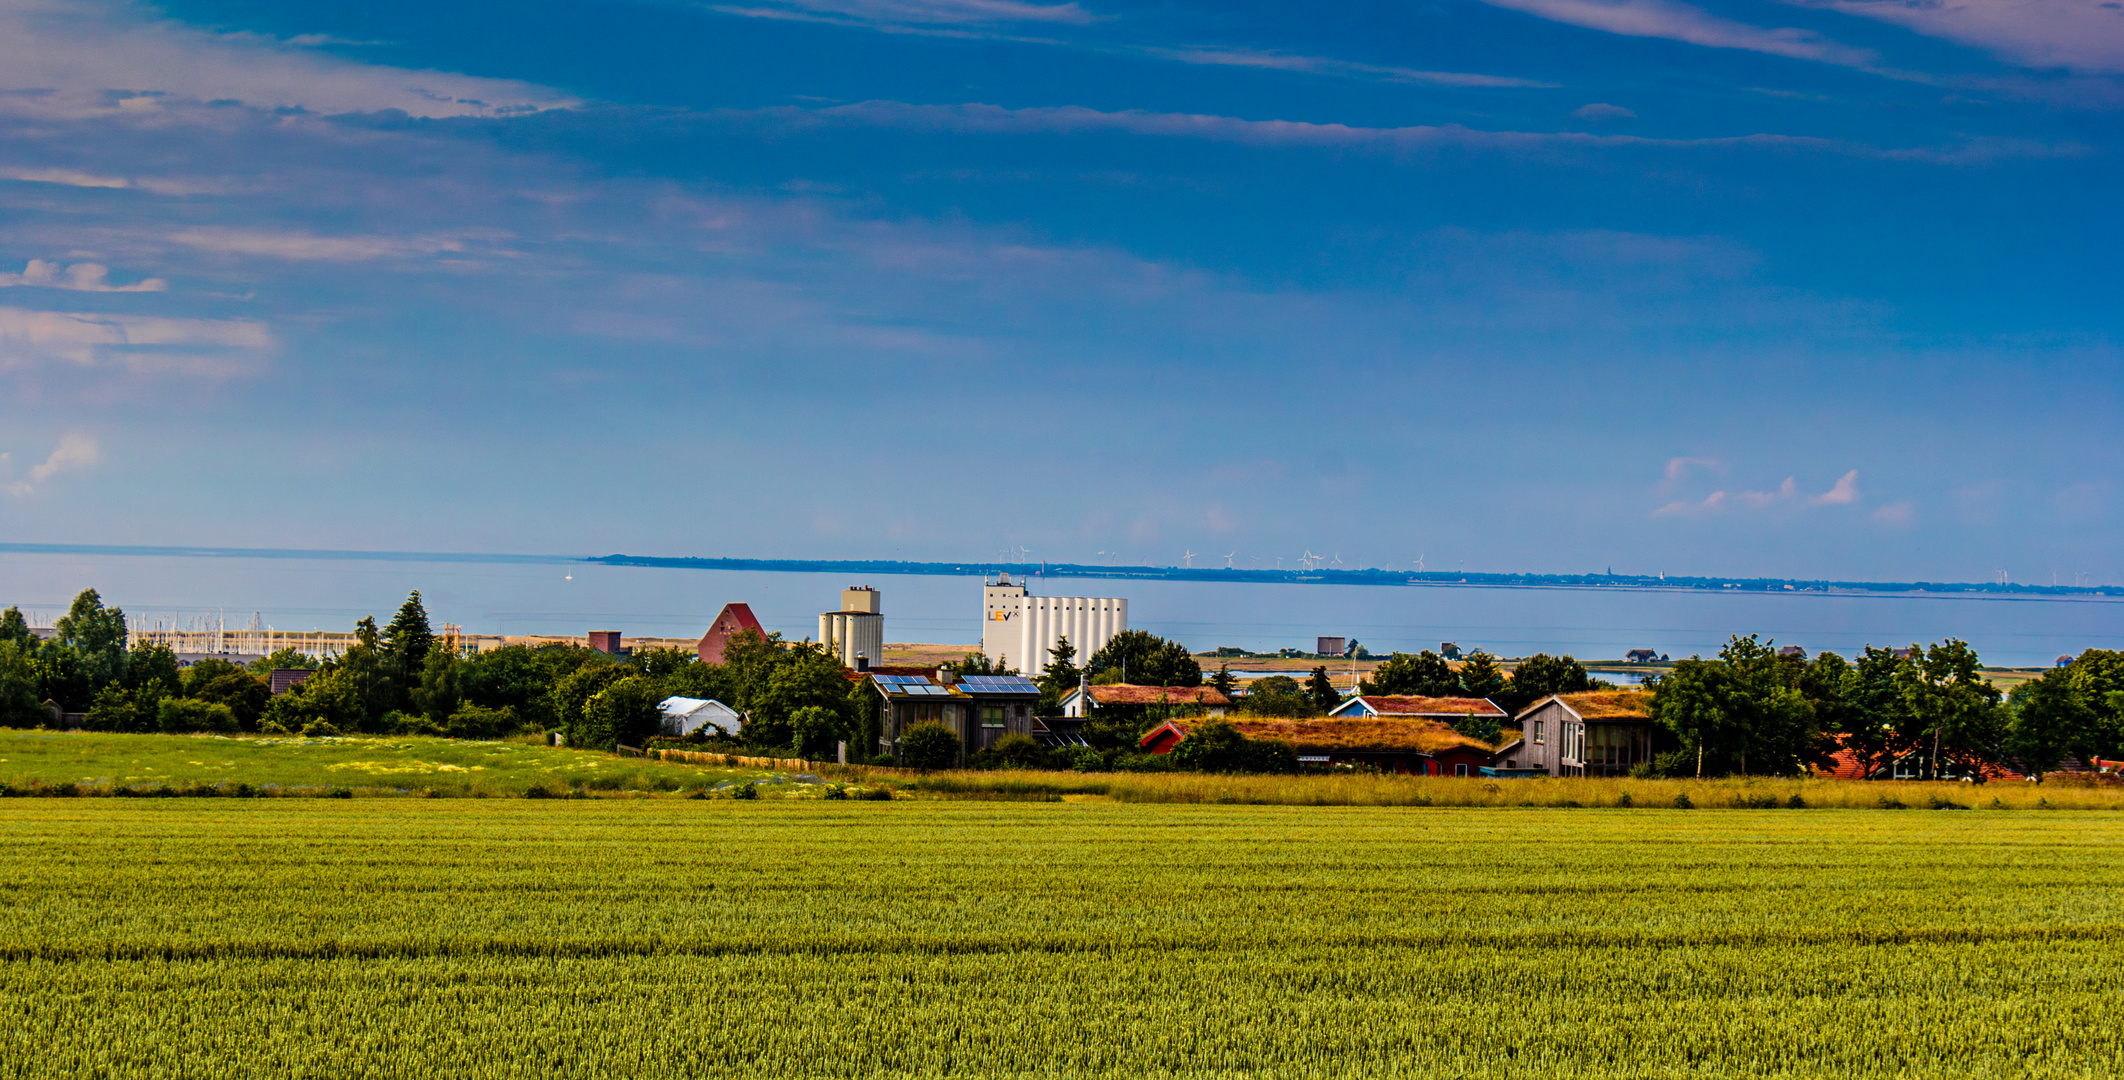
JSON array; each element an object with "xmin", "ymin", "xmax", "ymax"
[{"xmin": 4, "ymin": 731, "xmax": 2121, "ymax": 809}]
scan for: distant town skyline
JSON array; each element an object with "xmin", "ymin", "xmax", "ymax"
[{"xmin": 1, "ymin": 0, "xmax": 2117, "ymax": 586}]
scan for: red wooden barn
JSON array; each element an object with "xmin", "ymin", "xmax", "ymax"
[{"xmin": 696, "ymin": 603, "xmax": 764, "ymax": 665}]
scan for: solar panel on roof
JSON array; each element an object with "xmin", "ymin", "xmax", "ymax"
[{"xmin": 960, "ymin": 675, "xmax": 1037, "ymax": 693}]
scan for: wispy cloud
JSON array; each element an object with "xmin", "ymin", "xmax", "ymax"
[
  {"xmin": 0, "ymin": 166, "xmax": 129, "ymax": 189},
  {"xmin": 1477, "ymin": 0, "xmax": 1879, "ymax": 67},
  {"xmin": 1144, "ymin": 46, "xmax": 1556, "ymax": 88},
  {"xmin": 0, "ymin": 306, "xmax": 270, "ymax": 371},
  {"xmin": 166, "ymin": 227, "xmax": 498, "ymax": 262},
  {"xmin": 3, "ymin": 432, "xmax": 99, "ymax": 496},
  {"xmin": 1573, "ymin": 102, "xmax": 1637, "ymax": 119},
  {"xmin": 702, "ymin": 0, "xmax": 1087, "ymax": 36},
  {"xmin": 1659, "ymin": 455, "xmax": 1721, "ymax": 492},
  {"xmin": 1654, "ymin": 468, "xmax": 1864, "ymax": 516},
  {"xmin": 762, "ymin": 99, "xmax": 1845, "ymax": 153},
  {"xmin": 0, "ymin": 260, "xmax": 166, "ymax": 292},
  {"xmin": 1788, "ymin": 0, "xmax": 2124, "ymax": 74},
  {"xmin": 0, "ymin": 0, "xmax": 576, "ymax": 119},
  {"xmin": 1811, "ymin": 468, "xmax": 1860, "ymax": 505},
  {"xmin": 1872, "ymin": 500, "xmax": 1915, "ymax": 526},
  {"xmin": 755, "ymin": 0, "xmax": 1093, "ymax": 23},
  {"xmin": 736, "ymin": 99, "xmax": 2065, "ymax": 160},
  {"xmin": 0, "ymin": 166, "xmax": 234, "ymax": 196}
]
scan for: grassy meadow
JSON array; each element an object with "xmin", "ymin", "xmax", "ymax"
[
  {"xmin": 0, "ymin": 729, "xmax": 868, "ymax": 798},
  {"xmin": 6, "ymin": 729, "xmax": 2124, "ymax": 810},
  {"xmin": 1, "ymin": 800, "xmax": 2119, "ymax": 1078}
]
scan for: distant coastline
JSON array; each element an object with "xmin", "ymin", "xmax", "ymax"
[
  {"xmin": 0, "ymin": 542, "xmax": 2108, "ymax": 600},
  {"xmin": 587, "ymin": 554, "xmax": 2114, "ymax": 600}
]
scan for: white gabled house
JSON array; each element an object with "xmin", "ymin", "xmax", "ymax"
[{"xmin": 659, "ymin": 696, "xmax": 740, "ymax": 737}]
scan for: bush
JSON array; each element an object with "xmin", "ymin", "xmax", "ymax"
[
  {"xmin": 444, "ymin": 703, "xmax": 518, "ymax": 740},
  {"xmin": 300, "ymin": 720, "xmax": 342, "ymax": 738},
  {"xmin": 384, "ymin": 710, "xmax": 442, "ymax": 736},
  {"xmin": 1060, "ymin": 746, "xmax": 1110, "ymax": 772},
  {"xmin": 1168, "ymin": 722, "xmax": 1297, "ymax": 774},
  {"xmin": 157, "ymin": 697, "xmax": 238, "ymax": 734},
  {"xmin": 899, "ymin": 723, "xmax": 961, "ymax": 771},
  {"xmin": 733, "ymin": 781, "xmax": 759, "ymax": 800},
  {"xmin": 869, "ymin": 754, "xmax": 898, "ymax": 767},
  {"xmin": 989, "ymin": 733, "xmax": 1046, "ymax": 770},
  {"xmin": 788, "ymin": 705, "xmax": 849, "ymax": 760}
]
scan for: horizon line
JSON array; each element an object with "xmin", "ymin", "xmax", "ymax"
[{"xmin": 0, "ymin": 542, "xmax": 2113, "ymax": 601}]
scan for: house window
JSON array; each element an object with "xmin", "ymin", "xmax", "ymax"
[
  {"xmin": 1533, "ymin": 720, "xmax": 1544, "ymax": 743},
  {"xmin": 1455, "ymin": 763, "xmax": 1469, "ymax": 777},
  {"xmin": 980, "ymin": 705, "xmax": 1006, "ymax": 728}
]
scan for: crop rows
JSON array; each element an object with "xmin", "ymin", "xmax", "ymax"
[{"xmin": 1, "ymin": 802, "xmax": 2120, "ymax": 1077}]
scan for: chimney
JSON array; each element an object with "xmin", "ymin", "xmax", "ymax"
[
  {"xmin": 935, "ymin": 666, "xmax": 954, "ymax": 685},
  {"xmin": 856, "ymin": 653, "xmax": 870, "ymax": 672}
]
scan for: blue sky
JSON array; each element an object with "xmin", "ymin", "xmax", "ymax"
[{"xmin": 0, "ymin": 0, "xmax": 2118, "ymax": 584}]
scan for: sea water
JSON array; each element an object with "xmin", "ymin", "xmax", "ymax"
[{"xmin": 2, "ymin": 551, "xmax": 2117, "ymax": 667}]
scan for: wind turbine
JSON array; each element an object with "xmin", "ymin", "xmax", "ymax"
[
  {"xmin": 1415, "ymin": 553, "xmax": 1426, "ymax": 572},
  {"xmin": 1330, "ymin": 552, "xmax": 1344, "ymax": 569},
  {"xmin": 1182, "ymin": 550, "xmax": 1197, "ymax": 568},
  {"xmin": 1224, "ymin": 551, "xmax": 1236, "ymax": 569}
]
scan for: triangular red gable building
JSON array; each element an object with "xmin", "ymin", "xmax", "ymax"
[{"xmin": 696, "ymin": 603, "xmax": 764, "ymax": 664}]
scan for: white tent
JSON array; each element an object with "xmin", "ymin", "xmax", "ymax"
[{"xmin": 659, "ymin": 696, "xmax": 740, "ymax": 737}]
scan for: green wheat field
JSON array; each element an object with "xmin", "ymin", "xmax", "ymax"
[{"xmin": 2, "ymin": 801, "xmax": 2119, "ymax": 1078}]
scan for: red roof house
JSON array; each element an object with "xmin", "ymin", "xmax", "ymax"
[
  {"xmin": 1139, "ymin": 720, "xmax": 1193, "ymax": 754},
  {"xmin": 696, "ymin": 603, "xmax": 764, "ymax": 665}
]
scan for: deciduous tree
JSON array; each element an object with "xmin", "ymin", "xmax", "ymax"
[
  {"xmin": 56, "ymin": 588, "xmax": 128, "ymax": 692},
  {"xmin": 1088, "ymin": 630, "xmax": 1201, "ymax": 687},
  {"xmin": 1359, "ymin": 651, "xmax": 1459, "ymax": 697}
]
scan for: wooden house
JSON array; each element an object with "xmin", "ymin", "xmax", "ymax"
[
  {"xmin": 868, "ymin": 670, "xmax": 1039, "ymax": 762},
  {"xmin": 1511, "ymin": 691, "xmax": 1665, "ymax": 777},
  {"xmin": 1327, "ymin": 695, "xmax": 1507, "ymax": 725},
  {"xmin": 1165, "ymin": 715, "xmax": 1500, "ymax": 775}
]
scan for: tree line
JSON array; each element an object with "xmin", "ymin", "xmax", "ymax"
[
  {"xmin": 0, "ymin": 589, "xmax": 875, "ymax": 756},
  {"xmin": 1645, "ymin": 636, "xmax": 2124, "ymax": 780}
]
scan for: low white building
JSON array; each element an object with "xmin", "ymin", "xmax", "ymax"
[
  {"xmin": 659, "ymin": 696, "xmax": 740, "ymax": 737},
  {"xmin": 982, "ymin": 575, "xmax": 1127, "ymax": 675}
]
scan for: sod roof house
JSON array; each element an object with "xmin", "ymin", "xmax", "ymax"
[
  {"xmin": 1511, "ymin": 691, "xmax": 1664, "ymax": 777},
  {"xmin": 1058, "ymin": 683, "xmax": 1230, "ymax": 718},
  {"xmin": 1141, "ymin": 715, "xmax": 1499, "ymax": 776},
  {"xmin": 1327, "ymin": 695, "xmax": 1506, "ymax": 722}
]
